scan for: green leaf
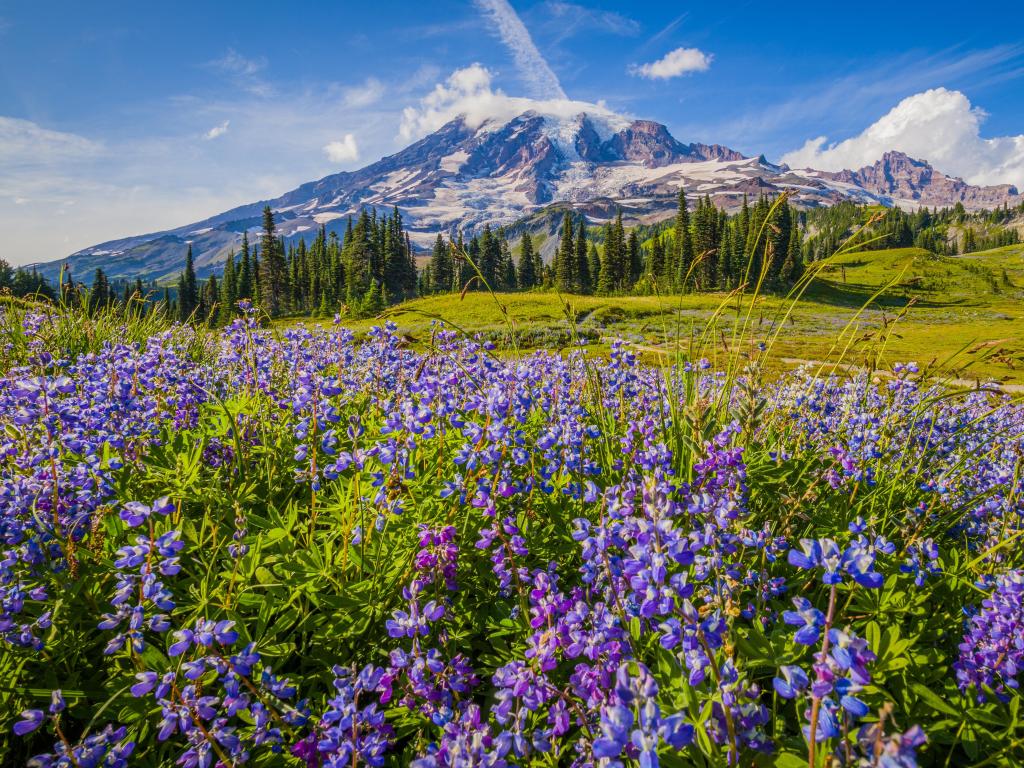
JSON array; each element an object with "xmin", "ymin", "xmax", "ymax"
[{"xmin": 911, "ymin": 682, "xmax": 960, "ymax": 717}]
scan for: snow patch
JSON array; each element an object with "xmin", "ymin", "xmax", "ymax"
[
  {"xmin": 439, "ymin": 150, "xmax": 469, "ymax": 173},
  {"xmin": 313, "ymin": 212, "xmax": 346, "ymax": 224}
]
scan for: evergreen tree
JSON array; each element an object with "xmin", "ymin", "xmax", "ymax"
[
  {"xmin": 89, "ymin": 268, "xmax": 111, "ymax": 313},
  {"xmin": 782, "ymin": 220, "xmax": 804, "ymax": 285},
  {"xmin": 382, "ymin": 207, "xmax": 414, "ymax": 300},
  {"xmin": 479, "ymin": 225, "xmax": 500, "ymax": 288},
  {"xmin": 627, "ymin": 230, "xmax": 642, "ymax": 288},
  {"xmin": 648, "ymin": 235, "xmax": 665, "ymax": 286},
  {"xmin": 555, "ymin": 212, "xmax": 575, "ymax": 292},
  {"xmin": 575, "ymin": 220, "xmax": 590, "ymax": 294},
  {"xmin": 177, "ymin": 245, "xmax": 199, "ymax": 322},
  {"xmin": 237, "ymin": 233, "xmax": 253, "ymax": 300},
  {"xmin": 719, "ymin": 226, "xmax": 733, "ymax": 290},
  {"xmin": 765, "ymin": 203, "xmax": 792, "ymax": 289},
  {"xmin": 362, "ymin": 280, "xmax": 383, "ymax": 316},
  {"xmin": 252, "ymin": 247, "xmax": 261, "ymax": 306},
  {"xmin": 499, "ymin": 230, "xmax": 516, "ymax": 290},
  {"xmin": 465, "ymin": 236, "xmax": 481, "ymax": 291},
  {"xmin": 588, "ymin": 243, "xmax": 601, "ymax": 292},
  {"xmin": 963, "ymin": 227, "xmax": 977, "ymax": 254},
  {"xmin": 597, "ymin": 219, "xmax": 618, "ymax": 294},
  {"xmin": 203, "ymin": 275, "xmax": 219, "ymax": 325},
  {"xmin": 259, "ymin": 206, "xmax": 288, "ymax": 316},
  {"xmin": 517, "ymin": 233, "xmax": 537, "ymax": 289},
  {"xmin": 219, "ymin": 252, "xmax": 237, "ymax": 324},
  {"xmin": 673, "ymin": 187, "xmax": 694, "ymax": 290},
  {"xmin": 745, "ymin": 196, "xmax": 770, "ymax": 288},
  {"xmin": 429, "ymin": 234, "xmax": 452, "ymax": 293}
]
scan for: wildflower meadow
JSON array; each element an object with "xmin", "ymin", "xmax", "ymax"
[{"xmin": 1, "ymin": 298, "xmax": 1022, "ymax": 768}]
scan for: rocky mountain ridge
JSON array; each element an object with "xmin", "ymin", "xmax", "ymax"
[{"xmin": 36, "ymin": 111, "xmax": 1022, "ymax": 283}]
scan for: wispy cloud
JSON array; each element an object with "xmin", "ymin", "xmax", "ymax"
[
  {"xmin": 782, "ymin": 88, "xmax": 1024, "ymax": 189},
  {"xmin": 0, "ymin": 117, "xmax": 101, "ymax": 168},
  {"xmin": 539, "ymin": 2, "xmax": 640, "ymax": 43},
  {"xmin": 204, "ymin": 120, "xmax": 230, "ymax": 140},
  {"xmin": 207, "ymin": 48, "xmax": 271, "ymax": 96},
  {"xmin": 637, "ymin": 12, "xmax": 688, "ymax": 53},
  {"xmin": 323, "ymin": 134, "xmax": 360, "ymax": 163},
  {"xmin": 342, "ymin": 77, "xmax": 386, "ymax": 109},
  {"xmin": 209, "ymin": 48, "xmax": 265, "ymax": 77},
  {"xmin": 472, "ymin": 0, "xmax": 566, "ymax": 100},
  {"xmin": 629, "ymin": 47, "xmax": 712, "ymax": 80}
]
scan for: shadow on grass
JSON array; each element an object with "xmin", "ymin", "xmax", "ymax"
[{"xmin": 802, "ymin": 278, "xmax": 975, "ymax": 309}]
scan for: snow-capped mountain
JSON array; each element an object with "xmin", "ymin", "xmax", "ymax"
[{"xmin": 38, "ymin": 111, "xmax": 1022, "ymax": 282}]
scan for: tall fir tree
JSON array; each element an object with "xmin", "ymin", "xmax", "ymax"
[
  {"xmin": 648, "ymin": 235, "xmax": 665, "ymax": 285},
  {"xmin": 588, "ymin": 243, "xmax": 601, "ymax": 292},
  {"xmin": 479, "ymin": 225, "xmax": 500, "ymax": 288},
  {"xmin": 597, "ymin": 221, "xmax": 615, "ymax": 294},
  {"xmin": 237, "ymin": 233, "xmax": 253, "ymax": 301},
  {"xmin": 575, "ymin": 220, "xmax": 590, "ymax": 294},
  {"xmin": 499, "ymin": 230, "xmax": 516, "ymax": 290},
  {"xmin": 177, "ymin": 244, "xmax": 199, "ymax": 322},
  {"xmin": 259, "ymin": 206, "xmax": 288, "ymax": 316},
  {"xmin": 517, "ymin": 233, "xmax": 536, "ymax": 289},
  {"xmin": 782, "ymin": 217, "xmax": 804, "ymax": 285},
  {"xmin": 673, "ymin": 187, "xmax": 694, "ymax": 291},
  {"xmin": 429, "ymin": 234, "xmax": 452, "ymax": 293},
  {"xmin": 203, "ymin": 275, "xmax": 219, "ymax": 325},
  {"xmin": 219, "ymin": 252, "xmax": 237, "ymax": 325},
  {"xmin": 627, "ymin": 230, "xmax": 642, "ymax": 288},
  {"xmin": 89, "ymin": 268, "xmax": 110, "ymax": 313},
  {"xmin": 555, "ymin": 212, "xmax": 575, "ymax": 292}
]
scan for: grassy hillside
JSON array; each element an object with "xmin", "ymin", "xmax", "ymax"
[{"xmin": 319, "ymin": 244, "xmax": 1024, "ymax": 385}]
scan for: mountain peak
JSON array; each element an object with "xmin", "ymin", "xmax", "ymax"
[
  {"xmin": 34, "ymin": 114, "xmax": 1019, "ymax": 283},
  {"xmin": 819, "ymin": 152, "xmax": 1019, "ymax": 207}
]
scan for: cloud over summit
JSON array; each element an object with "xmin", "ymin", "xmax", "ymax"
[
  {"xmin": 398, "ymin": 64, "xmax": 625, "ymax": 141},
  {"xmin": 783, "ymin": 88, "xmax": 1024, "ymax": 190}
]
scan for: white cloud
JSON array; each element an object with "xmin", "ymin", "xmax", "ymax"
[
  {"xmin": 204, "ymin": 120, "xmax": 230, "ymax": 140},
  {"xmin": 473, "ymin": 0, "xmax": 566, "ymax": 100},
  {"xmin": 630, "ymin": 47, "xmax": 712, "ymax": 80},
  {"xmin": 0, "ymin": 117, "xmax": 101, "ymax": 168},
  {"xmin": 210, "ymin": 48, "xmax": 265, "ymax": 76},
  {"xmin": 398, "ymin": 63, "xmax": 626, "ymax": 141},
  {"xmin": 343, "ymin": 77, "xmax": 385, "ymax": 108},
  {"xmin": 782, "ymin": 88, "xmax": 1024, "ymax": 189},
  {"xmin": 323, "ymin": 133, "xmax": 360, "ymax": 163}
]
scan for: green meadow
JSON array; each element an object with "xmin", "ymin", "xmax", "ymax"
[{"xmin": 319, "ymin": 244, "xmax": 1024, "ymax": 386}]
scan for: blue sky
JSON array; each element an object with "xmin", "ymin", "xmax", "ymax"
[{"xmin": 2, "ymin": 0, "xmax": 1023, "ymax": 264}]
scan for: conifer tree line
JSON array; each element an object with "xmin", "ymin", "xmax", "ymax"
[
  {"xmin": 172, "ymin": 204, "xmax": 418, "ymax": 325},
  {"xmin": 172, "ymin": 190, "xmax": 1024, "ymax": 317},
  {"xmin": 0, "ymin": 256, "xmax": 160, "ymax": 314},
  {"xmin": 422, "ymin": 189, "xmax": 807, "ymax": 297},
  {"xmin": 803, "ymin": 200, "xmax": 1023, "ymax": 260},
  {"xmin": 0, "ymin": 259, "xmax": 57, "ymax": 301},
  {"xmin": 10, "ymin": 196, "xmax": 1022, "ymax": 319},
  {"xmin": 420, "ymin": 223, "xmax": 535, "ymax": 295}
]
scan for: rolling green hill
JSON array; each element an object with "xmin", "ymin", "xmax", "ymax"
[{"xmin": 316, "ymin": 244, "xmax": 1024, "ymax": 385}]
